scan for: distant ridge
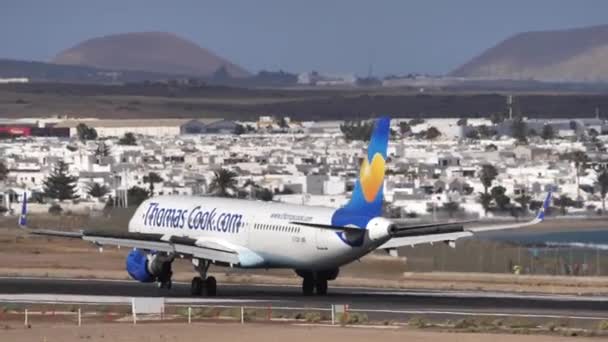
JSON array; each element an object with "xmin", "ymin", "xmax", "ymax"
[
  {"xmin": 53, "ymin": 32, "xmax": 249, "ymax": 78},
  {"xmin": 451, "ymin": 24, "xmax": 608, "ymax": 82}
]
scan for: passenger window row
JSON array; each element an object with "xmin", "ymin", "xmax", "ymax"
[{"xmin": 253, "ymin": 223, "xmax": 301, "ymax": 233}]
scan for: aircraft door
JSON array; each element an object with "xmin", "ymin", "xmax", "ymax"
[{"xmin": 237, "ymin": 214, "xmax": 250, "ymax": 247}]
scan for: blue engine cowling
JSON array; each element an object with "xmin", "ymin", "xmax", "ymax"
[{"xmin": 126, "ymin": 249, "xmax": 154, "ymax": 283}]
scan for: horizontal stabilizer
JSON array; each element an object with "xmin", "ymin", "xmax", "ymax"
[{"xmin": 290, "ymin": 221, "xmax": 362, "ymax": 232}]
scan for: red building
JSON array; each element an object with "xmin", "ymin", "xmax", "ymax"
[{"xmin": 0, "ymin": 126, "xmax": 32, "ymax": 137}]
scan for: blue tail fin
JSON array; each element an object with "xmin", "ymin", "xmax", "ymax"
[{"xmin": 332, "ymin": 117, "xmax": 390, "ymax": 228}]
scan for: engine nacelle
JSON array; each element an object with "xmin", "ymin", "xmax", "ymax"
[
  {"xmin": 366, "ymin": 217, "xmax": 394, "ymax": 241},
  {"xmin": 126, "ymin": 249, "xmax": 173, "ymax": 283},
  {"xmin": 126, "ymin": 249, "xmax": 154, "ymax": 282}
]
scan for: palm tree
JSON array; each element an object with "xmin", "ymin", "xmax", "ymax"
[
  {"xmin": 568, "ymin": 151, "xmax": 589, "ymax": 200},
  {"xmin": 597, "ymin": 170, "xmax": 608, "ymax": 214},
  {"xmin": 144, "ymin": 172, "xmax": 163, "ymax": 196},
  {"xmin": 478, "ymin": 192, "xmax": 493, "ymax": 216},
  {"xmin": 0, "ymin": 161, "xmax": 8, "ymax": 183},
  {"xmin": 479, "ymin": 164, "xmax": 498, "ymax": 194},
  {"xmin": 87, "ymin": 182, "xmax": 109, "ymax": 201},
  {"xmin": 208, "ymin": 169, "xmax": 239, "ymax": 197}
]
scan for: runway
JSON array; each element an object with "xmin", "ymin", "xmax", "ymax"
[{"xmin": 1, "ymin": 276, "xmax": 607, "ymax": 321}]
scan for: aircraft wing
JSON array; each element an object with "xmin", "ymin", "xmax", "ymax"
[
  {"xmin": 19, "ymin": 198, "xmax": 241, "ymax": 266},
  {"xmin": 378, "ymin": 191, "xmax": 551, "ymax": 250},
  {"xmin": 27, "ymin": 228, "xmax": 242, "ymax": 265}
]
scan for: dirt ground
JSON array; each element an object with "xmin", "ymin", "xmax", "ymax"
[{"xmin": 0, "ymin": 322, "xmax": 599, "ymax": 342}]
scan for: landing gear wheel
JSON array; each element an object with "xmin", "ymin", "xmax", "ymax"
[
  {"xmin": 315, "ymin": 279, "xmax": 328, "ymax": 296},
  {"xmin": 157, "ymin": 279, "xmax": 172, "ymax": 290},
  {"xmin": 302, "ymin": 277, "xmax": 314, "ymax": 296},
  {"xmin": 191, "ymin": 276, "xmax": 203, "ymax": 296},
  {"xmin": 206, "ymin": 276, "xmax": 217, "ymax": 297}
]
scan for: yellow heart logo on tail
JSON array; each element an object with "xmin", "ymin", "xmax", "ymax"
[{"xmin": 359, "ymin": 153, "xmax": 386, "ymax": 202}]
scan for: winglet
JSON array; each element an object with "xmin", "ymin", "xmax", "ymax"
[
  {"xmin": 536, "ymin": 191, "xmax": 552, "ymax": 221},
  {"xmin": 18, "ymin": 192, "xmax": 27, "ymax": 228}
]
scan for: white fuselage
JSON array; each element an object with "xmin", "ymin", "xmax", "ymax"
[{"xmin": 128, "ymin": 196, "xmax": 392, "ymax": 270}]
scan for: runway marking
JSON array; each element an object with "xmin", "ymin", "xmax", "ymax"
[
  {"xmin": 349, "ymin": 290, "xmax": 608, "ymax": 302},
  {"xmin": 348, "ymin": 308, "xmax": 608, "ymax": 321},
  {"xmin": 0, "ymin": 294, "xmax": 277, "ymax": 305}
]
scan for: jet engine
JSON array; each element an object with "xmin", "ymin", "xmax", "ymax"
[
  {"xmin": 126, "ymin": 249, "xmax": 173, "ymax": 283},
  {"xmin": 366, "ymin": 217, "xmax": 395, "ymax": 241}
]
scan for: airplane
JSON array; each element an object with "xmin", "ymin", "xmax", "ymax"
[{"xmin": 18, "ymin": 117, "xmax": 551, "ymax": 296}]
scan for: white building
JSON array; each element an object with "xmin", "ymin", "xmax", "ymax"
[{"xmin": 55, "ymin": 119, "xmax": 192, "ymax": 138}]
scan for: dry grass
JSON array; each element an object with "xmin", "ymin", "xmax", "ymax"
[{"xmin": 0, "ymin": 322, "xmax": 600, "ymax": 342}]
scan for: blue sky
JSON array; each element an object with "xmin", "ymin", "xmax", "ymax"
[{"xmin": 2, "ymin": 0, "xmax": 607, "ymax": 75}]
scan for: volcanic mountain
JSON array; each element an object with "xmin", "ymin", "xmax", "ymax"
[
  {"xmin": 52, "ymin": 32, "xmax": 249, "ymax": 78},
  {"xmin": 451, "ymin": 24, "xmax": 608, "ymax": 82}
]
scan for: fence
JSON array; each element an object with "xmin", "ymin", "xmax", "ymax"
[
  {"xmin": 398, "ymin": 239, "xmax": 608, "ymax": 276},
  {"xmin": 3, "ymin": 301, "xmax": 608, "ymax": 328},
  {"xmin": 3, "ymin": 302, "xmax": 360, "ymax": 326}
]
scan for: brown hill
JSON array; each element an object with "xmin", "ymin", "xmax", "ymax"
[
  {"xmin": 52, "ymin": 32, "xmax": 249, "ymax": 78},
  {"xmin": 451, "ymin": 24, "xmax": 608, "ymax": 82}
]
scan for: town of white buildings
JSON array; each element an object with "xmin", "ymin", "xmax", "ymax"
[{"xmin": 1, "ymin": 115, "xmax": 607, "ymax": 219}]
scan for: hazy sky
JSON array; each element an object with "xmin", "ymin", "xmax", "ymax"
[{"xmin": 2, "ymin": 0, "xmax": 607, "ymax": 76}]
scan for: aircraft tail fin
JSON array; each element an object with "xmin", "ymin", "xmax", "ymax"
[
  {"xmin": 18, "ymin": 192, "xmax": 27, "ymax": 228},
  {"xmin": 332, "ymin": 117, "xmax": 390, "ymax": 228}
]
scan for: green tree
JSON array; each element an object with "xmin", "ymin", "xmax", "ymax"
[
  {"xmin": 144, "ymin": 172, "xmax": 163, "ymax": 196},
  {"xmin": 0, "ymin": 161, "xmax": 8, "ymax": 182},
  {"xmin": 574, "ymin": 151, "xmax": 589, "ymax": 199},
  {"xmin": 529, "ymin": 200, "xmax": 543, "ymax": 212},
  {"xmin": 118, "ymin": 132, "xmax": 137, "ymax": 146},
  {"xmin": 234, "ymin": 124, "xmax": 246, "ymax": 135},
  {"xmin": 479, "ymin": 164, "xmax": 498, "ymax": 194},
  {"xmin": 478, "ymin": 125, "xmax": 496, "ymax": 139},
  {"xmin": 541, "ymin": 125, "xmax": 555, "ymax": 140},
  {"xmin": 340, "ymin": 120, "xmax": 374, "ymax": 141},
  {"xmin": 255, "ymin": 188, "xmax": 274, "ymax": 201},
  {"xmin": 87, "ymin": 182, "xmax": 109, "ymax": 200},
  {"xmin": 76, "ymin": 123, "xmax": 98, "ymax": 141},
  {"xmin": 43, "ymin": 161, "xmax": 79, "ymax": 201},
  {"xmin": 511, "ymin": 117, "xmax": 528, "ymax": 144},
  {"xmin": 442, "ymin": 200, "xmax": 460, "ymax": 218},
  {"xmin": 457, "ymin": 118, "xmax": 468, "ymax": 126},
  {"xmin": 514, "ymin": 193, "xmax": 531, "ymax": 213},
  {"xmin": 490, "ymin": 113, "xmax": 505, "ymax": 124},
  {"xmin": 564, "ymin": 151, "xmax": 589, "ymax": 200},
  {"xmin": 554, "ymin": 194, "xmax": 575, "ymax": 215},
  {"xmin": 409, "ymin": 118, "xmax": 425, "ymax": 126},
  {"xmin": 209, "ymin": 169, "xmax": 239, "ymax": 197},
  {"xmin": 94, "ymin": 142, "xmax": 111, "ymax": 163},
  {"xmin": 589, "ymin": 128, "xmax": 599, "ymax": 139},
  {"xmin": 465, "ymin": 129, "xmax": 480, "ymax": 140},
  {"xmin": 491, "ymin": 186, "xmax": 511, "ymax": 211},
  {"xmin": 479, "ymin": 192, "xmax": 493, "ymax": 216},
  {"xmin": 596, "ymin": 170, "xmax": 608, "ymax": 214},
  {"xmin": 399, "ymin": 121, "xmax": 411, "ymax": 135},
  {"xmin": 424, "ymin": 126, "xmax": 441, "ymax": 140},
  {"xmin": 127, "ymin": 186, "xmax": 150, "ymax": 206},
  {"xmin": 278, "ymin": 117, "xmax": 289, "ymax": 129}
]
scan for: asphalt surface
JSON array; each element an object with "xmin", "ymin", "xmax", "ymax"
[{"xmin": 1, "ymin": 277, "xmax": 608, "ymax": 321}]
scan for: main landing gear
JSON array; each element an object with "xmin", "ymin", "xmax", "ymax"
[
  {"xmin": 296, "ymin": 269, "xmax": 338, "ymax": 296},
  {"xmin": 190, "ymin": 259, "xmax": 217, "ymax": 297},
  {"xmin": 151, "ymin": 254, "xmax": 174, "ymax": 290},
  {"xmin": 302, "ymin": 277, "xmax": 328, "ymax": 296}
]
